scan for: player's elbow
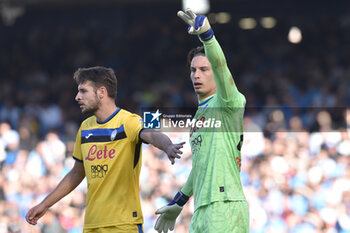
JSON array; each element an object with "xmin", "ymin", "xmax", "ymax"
[{"xmin": 210, "ymin": 57, "xmax": 227, "ymax": 69}]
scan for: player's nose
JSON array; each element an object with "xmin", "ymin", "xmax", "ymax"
[
  {"xmin": 192, "ymin": 73, "xmax": 200, "ymax": 81},
  {"xmin": 75, "ymin": 93, "xmax": 81, "ymax": 101},
  {"xmin": 193, "ymin": 69, "xmax": 201, "ymax": 78}
]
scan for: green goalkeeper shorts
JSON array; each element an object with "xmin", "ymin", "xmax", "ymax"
[{"xmin": 189, "ymin": 201, "xmax": 249, "ymax": 233}]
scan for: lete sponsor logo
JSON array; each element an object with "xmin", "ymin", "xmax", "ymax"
[{"xmin": 85, "ymin": 145, "xmax": 116, "ymax": 161}]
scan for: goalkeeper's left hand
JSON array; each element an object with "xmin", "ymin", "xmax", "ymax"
[
  {"xmin": 154, "ymin": 191, "xmax": 189, "ymax": 233},
  {"xmin": 177, "ymin": 8, "xmax": 214, "ymax": 41}
]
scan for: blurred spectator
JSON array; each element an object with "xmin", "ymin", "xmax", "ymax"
[{"xmin": 0, "ymin": 122, "xmax": 20, "ymax": 166}]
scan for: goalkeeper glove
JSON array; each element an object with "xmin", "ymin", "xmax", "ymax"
[
  {"xmin": 154, "ymin": 191, "xmax": 189, "ymax": 233},
  {"xmin": 177, "ymin": 8, "xmax": 214, "ymax": 41}
]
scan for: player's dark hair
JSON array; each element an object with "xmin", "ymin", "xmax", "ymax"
[
  {"xmin": 187, "ymin": 46, "xmax": 205, "ymax": 66},
  {"xmin": 73, "ymin": 66, "xmax": 117, "ymax": 99}
]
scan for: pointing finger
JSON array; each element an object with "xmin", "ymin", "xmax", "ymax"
[
  {"xmin": 185, "ymin": 8, "xmax": 196, "ymax": 19},
  {"xmin": 176, "ymin": 142, "xmax": 185, "ymax": 147},
  {"xmin": 177, "ymin": 11, "xmax": 192, "ymax": 24},
  {"xmin": 175, "ymin": 145, "xmax": 184, "ymax": 150}
]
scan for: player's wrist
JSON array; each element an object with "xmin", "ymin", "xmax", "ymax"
[
  {"xmin": 199, "ymin": 28, "xmax": 214, "ymax": 41},
  {"xmin": 169, "ymin": 191, "xmax": 189, "ymax": 207}
]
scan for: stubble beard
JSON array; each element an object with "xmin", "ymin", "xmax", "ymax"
[{"xmin": 81, "ymin": 97, "xmax": 100, "ymax": 115}]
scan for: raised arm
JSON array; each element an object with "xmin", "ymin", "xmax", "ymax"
[
  {"xmin": 203, "ymin": 38, "xmax": 237, "ymax": 102},
  {"xmin": 178, "ymin": 9, "xmax": 241, "ymax": 104}
]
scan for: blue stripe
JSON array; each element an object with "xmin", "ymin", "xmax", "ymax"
[
  {"xmin": 97, "ymin": 107, "xmax": 120, "ymax": 124},
  {"xmin": 137, "ymin": 224, "xmax": 143, "ymax": 233},
  {"xmin": 199, "ymin": 28, "xmax": 214, "ymax": 41},
  {"xmin": 81, "ymin": 125, "xmax": 124, "ymax": 137},
  {"xmin": 198, "ymin": 96, "xmax": 213, "ymax": 106}
]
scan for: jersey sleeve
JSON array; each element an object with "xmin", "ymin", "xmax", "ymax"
[
  {"xmin": 73, "ymin": 126, "xmax": 83, "ymax": 162},
  {"xmin": 181, "ymin": 168, "xmax": 194, "ymax": 197},
  {"xmin": 203, "ymin": 37, "xmax": 245, "ymax": 108},
  {"xmin": 124, "ymin": 114, "xmax": 143, "ymax": 144}
]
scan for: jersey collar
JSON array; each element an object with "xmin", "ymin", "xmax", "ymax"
[
  {"xmin": 198, "ymin": 94, "xmax": 214, "ymax": 107},
  {"xmin": 97, "ymin": 107, "xmax": 121, "ymax": 124}
]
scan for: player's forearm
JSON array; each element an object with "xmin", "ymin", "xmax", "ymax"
[
  {"xmin": 141, "ymin": 130, "xmax": 172, "ymax": 152},
  {"xmin": 181, "ymin": 169, "xmax": 194, "ymax": 197},
  {"xmin": 203, "ymin": 37, "xmax": 227, "ymax": 70},
  {"xmin": 41, "ymin": 166, "xmax": 84, "ymax": 208},
  {"xmin": 203, "ymin": 37, "xmax": 237, "ymax": 100}
]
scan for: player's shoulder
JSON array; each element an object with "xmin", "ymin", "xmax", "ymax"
[
  {"xmin": 118, "ymin": 108, "xmax": 141, "ymax": 120},
  {"xmin": 80, "ymin": 115, "xmax": 97, "ymax": 129},
  {"xmin": 215, "ymin": 90, "xmax": 246, "ymax": 108},
  {"xmin": 232, "ymin": 91, "xmax": 246, "ymax": 107},
  {"xmin": 116, "ymin": 109, "xmax": 142, "ymax": 130},
  {"xmin": 238, "ymin": 92, "xmax": 246, "ymax": 106},
  {"xmin": 79, "ymin": 109, "xmax": 141, "ymax": 129}
]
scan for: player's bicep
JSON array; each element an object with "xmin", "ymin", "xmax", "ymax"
[
  {"xmin": 212, "ymin": 68, "xmax": 238, "ymax": 101},
  {"xmin": 139, "ymin": 128, "xmax": 154, "ymax": 144},
  {"xmin": 71, "ymin": 160, "xmax": 86, "ymax": 180},
  {"xmin": 214, "ymin": 73, "xmax": 245, "ymax": 108}
]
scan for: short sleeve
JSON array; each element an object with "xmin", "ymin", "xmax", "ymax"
[
  {"xmin": 72, "ymin": 127, "xmax": 83, "ymax": 162},
  {"xmin": 123, "ymin": 114, "xmax": 143, "ymax": 144}
]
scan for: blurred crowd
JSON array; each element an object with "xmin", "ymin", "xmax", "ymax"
[
  {"xmin": 1, "ymin": 110, "xmax": 349, "ymax": 233},
  {"xmin": 0, "ymin": 2, "xmax": 350, "ymax": 233}
]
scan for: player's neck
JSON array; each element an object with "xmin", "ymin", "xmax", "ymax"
[
  {"xmin": 94, "ymin": 101, "xmax": 118, "ymax": 123},
  {"xmin": 198, "ymin": 92, "xmax": 215, "ymax": 101}
]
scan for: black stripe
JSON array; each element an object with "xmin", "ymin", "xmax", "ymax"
[
  {"xmin": 138, "ymin": 128, "xmax": 149, "ymax": 144},
  {"xmin": 72, "ymin": 156, "xmax": 83, "ymax": 162},
  {"xmin": 81, "ymin": 131, "xmax": 127, "ymax": 144},
  {"xmin": 133, "ymin": 141, "xmax": 142, "ymax": 168}
]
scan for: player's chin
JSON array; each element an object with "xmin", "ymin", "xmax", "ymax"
[
  {"xmin": 194, "ymin": 88, "xmax": 203, "ymax": 94},
  {"xmin": 195, "ymin": 90, "xmax": 206, "ymax": 97},
  {"xmin": 82, "ymin": 107, "xmax": 97, "ymax": 115},
  {"xmin": 81, "ymin": 109, "xmax": 92, "ymax": 115},
  {"xmin": 80, "ymin": 107, "xmax": 86, "ymax": 114}
]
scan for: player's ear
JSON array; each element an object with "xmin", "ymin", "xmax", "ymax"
[{"xmin": 97, "ymin": 86, "xmax": 106, "ymax": 99}]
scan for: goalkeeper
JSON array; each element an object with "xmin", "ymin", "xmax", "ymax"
[{"xmin": 154, "ymin": 9, "xmax": 249, "ymax": 233}]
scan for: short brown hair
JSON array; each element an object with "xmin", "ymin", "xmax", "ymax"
[
  {"xmin": 187, "ymin": 46, "xmax": 205, "ymax": 66},
  {"xmin": 73, "ymin": 66, "xmax": 117, "ymax": 99}
]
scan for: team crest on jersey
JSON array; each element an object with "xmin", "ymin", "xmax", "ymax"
[{"xmin": 110, "ymin": 129, "xmax": 118, "ymax": 141}]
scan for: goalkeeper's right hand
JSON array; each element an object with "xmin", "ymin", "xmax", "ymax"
[
  {"xmin": 177, "ymin": 8, "xmax": 214, "ymax": 41},
  {"xmin": 154, "ymin": 191, "xmax": 189, "ymax": 233}
]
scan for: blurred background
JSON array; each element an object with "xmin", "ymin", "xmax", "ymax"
[{"xmin": 0, "ymin": 0, "xmax": 349, "ymax": 232}]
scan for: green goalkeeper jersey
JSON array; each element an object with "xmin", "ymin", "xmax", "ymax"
[{"xmin": 181, "ymin": 37, "xmax": 246, "ymax": 211}]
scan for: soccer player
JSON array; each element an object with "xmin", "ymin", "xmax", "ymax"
[
  {"xmin": 154, "ymin": 9, "xmax": 249, "ymax": 233},
  {"xmin": 25, "ymin": 66, "xmax": 185, "ymax": 233}
]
